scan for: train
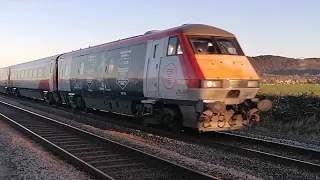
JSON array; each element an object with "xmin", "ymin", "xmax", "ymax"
[{"xmin": 0, "ymin": 24, "xmax": 272, "ymax": 132}]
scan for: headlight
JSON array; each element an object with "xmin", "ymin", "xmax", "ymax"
[
  {"xmin": 202, "ymin": 80, "xmax": 223, "ymax": 88},
  {"xmin": 248, "ymin": 80, "xmax": 259, "ymax": 88}
]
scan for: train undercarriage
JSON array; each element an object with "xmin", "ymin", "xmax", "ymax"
[{"xmin": 3, "ymin": 87, "xmax": 273, "ymax": 133}]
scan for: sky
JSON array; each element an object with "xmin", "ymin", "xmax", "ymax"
[{"xmin": 0, "ymin": 0, "xmax": 319, "ymax": 68}]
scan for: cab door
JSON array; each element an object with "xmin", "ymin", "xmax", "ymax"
[{"xmin": 146, "ymin": 39, "xmax": 163, "ymax": 97}]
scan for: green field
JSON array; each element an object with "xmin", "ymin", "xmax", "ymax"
[{"xmin": 259, "ymin": 84, "xmax": 320, "ymax": 96}]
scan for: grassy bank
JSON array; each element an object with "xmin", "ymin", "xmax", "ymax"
[
  {"xmin": 256, "ymin": 93, "xmax": 320, "ymax": 135},
  {"xmin": 259, "ymin": 84, "xmax": 320, "ymax": 96},
  {"xmin": 244, "ymin": 84, "xmax": 320, "ymax": 142}
]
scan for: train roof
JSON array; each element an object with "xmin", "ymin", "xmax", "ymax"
[
  {"xmin": 175, "ymin": 24, "xmax": 235, "ymax": 36},
  {"xmin": 10, "ymin": 54, "xmax": 61, "ymax": 69},
  {"xmin": 0, "ymin": 66, "xmax": 10, "ymax": 70},
  {"xmin": 61, "ymin": 23, "xmax": 235, "ymax": 57},
  {"xmin": 143, "ymin": 24, "xmax": 235, "ymax": 36},
  {"xmin": 2, "ymin": 24, "xmax": 236, "ymax": 68}
]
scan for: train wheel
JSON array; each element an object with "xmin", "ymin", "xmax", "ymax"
[
  {"xmin": 73, "ymin": 96, "xmax": 87, "ymax": 112},
  {"xmin": 14, "ymin": 89, "xmax": 20, "ymax": 97},
  {"xmin": 162, "ymin": 108, "xmax": 183, "ymax": 133},
  {"xmin": 46, "ymin": 93, "xmax": 55, "ymax": 105},
  {"xmin": 84, "ymin": 106, "xmax": 93, "ymax": 113}
]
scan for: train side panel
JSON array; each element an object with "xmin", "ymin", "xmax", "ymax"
[
  {"xmin": 156, "ymin": 36, "xmax": 196, "ymax": 101},
  {"xmin": 0, "ymin": 67, "xmax": 10, "ymax": 94},
  {"xmin": 58, "ymin": 42, "xmax": 148, "ymax": 115},
  {"xmin": 10, "ymin": 56, "xmax": 58, "ymax": 100}
]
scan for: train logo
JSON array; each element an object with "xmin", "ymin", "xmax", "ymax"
[{"xmin": 162, "ymin": 63, "xmax": 177, "ymax": 89}]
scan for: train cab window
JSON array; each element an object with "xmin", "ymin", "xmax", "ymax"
[
  {"xmin": 167, "ymin": 36, "xmax": 183, "ymax": 56},
  {"xmin": 188, "ymin": 36, "xmax": 244, "ymax": 55}
]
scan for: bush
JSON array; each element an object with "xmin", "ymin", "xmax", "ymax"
[{"xmin": 253, "ymin": 92, "xmax": 320, "ymax": 135}]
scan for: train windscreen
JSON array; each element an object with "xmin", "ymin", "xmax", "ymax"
[{"xmin": 188, "ymin": 36, "xmax": 244, "ymax": 56}]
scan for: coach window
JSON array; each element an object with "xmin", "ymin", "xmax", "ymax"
[
  {"xmin": 80, "ymin": 62, "xmax": 85, "ymax": 75},
  {"xmin": 43, "ymin": 67, "xmax": 46, "ymax": 77},
  {"xmin": 65, "ymin": 65, "xmax": 69, "ymax": 77},
  {"xmin": 33, "ymin": 69, "xmax": 37, "ymax": 78},
  {"xmin": 38, "ymin": 68, "xmax": 43, "ymax": 77},
  {"xmin": 167, "ymin": 36, "xmax": 183, "ymax": 56}
]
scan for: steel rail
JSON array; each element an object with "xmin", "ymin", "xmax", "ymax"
[
  {"xmin": 1, "ymin": 95, "xmax": 320, "ymax": 173},
  {"xmin": 0, "ymin": 100, "xmax": 219, "ymax": 180}
]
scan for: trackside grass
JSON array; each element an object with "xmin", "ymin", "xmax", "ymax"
[{"xmin": 242, "ymin": 84, "xmax": 320, "ymax": 143}]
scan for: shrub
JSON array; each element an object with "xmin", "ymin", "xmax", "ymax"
[{"xmin": 253, "ymin": 92, "xmax": 320, "ymax": 135}]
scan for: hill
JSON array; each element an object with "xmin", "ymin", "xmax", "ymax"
[{"xmin": 248, "ymin": 55, "xmax": 320, "ymax": 76}]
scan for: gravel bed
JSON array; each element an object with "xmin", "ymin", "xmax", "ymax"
[
  {"xmin": 226, "ymin": 128, "xmax": 320, "ymax": 150},
  {"xmin": 1, "ymin": 97, "xmax": 320, "ymax": 179},
  {"xmin": 211, "ymin": 137, "xmax": 320, "ymax": 165},
  {"xmin": 0, "ymin": 118, "xmax": 94, "ymax": 180}
]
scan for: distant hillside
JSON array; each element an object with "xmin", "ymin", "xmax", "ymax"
[{"xmin": 248, "ymin": 55, "xmax": 320, "ymax": 76}]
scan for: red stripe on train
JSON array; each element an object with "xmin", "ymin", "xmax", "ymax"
[
  {"xmin": 176, "ymin": 33, "xmax": 204, "ymax": 88},
  {"xmin": 38, "ymin": 79, "xmax": 49, "ymax": 90}
]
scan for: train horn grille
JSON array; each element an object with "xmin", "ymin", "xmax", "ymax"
[{"xmin": 228, "ymin": 80, "xmax": 248, "ymax": 88}]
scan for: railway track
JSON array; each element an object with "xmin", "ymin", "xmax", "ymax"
[
  {"xmin": 0, "ymin": 100, "xmax": 219, "ymax": 180},
  {"xmin": 198, "ymin": 132, "xmax": 320, "ymax": 173},
  {"xmin": 1, "ymin": 95, "xmax": 320, "ymax": 174}
]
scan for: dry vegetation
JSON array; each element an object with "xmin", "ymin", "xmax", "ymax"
[
  {"xmin": 259, "ymin": 84, "xmax": 320, "ymax": 96},
  {"xmin": 249, "ymin": 84, "xmax": 320, "ymax": 139},
  {"xmin": 256, "ymin": 93, "xmax": 319, "ymax": 134}
]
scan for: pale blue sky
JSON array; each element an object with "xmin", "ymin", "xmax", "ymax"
[{"xmin": 0, "ymin": 0, "xmax": 319, "ymax": 68}]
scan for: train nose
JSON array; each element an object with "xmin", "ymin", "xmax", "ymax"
[{"xmin": 205, "ymin": 101, "xmax": 226, "ymax": 114}]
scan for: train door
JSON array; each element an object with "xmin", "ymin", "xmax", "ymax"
[
  {"xmin": 48, "ymin": 59, "xmax": 56, "ymax": 91},
  {"xmin": 77, "ymin": 55, "xmax": 88, "ymax": 95},
  {"xmin": 6, "ymin": 68, "xmax": 9, "ymax": 88},
  {"xmin": 146, "ymin": 39, "xmax": 163, "ymax": 97}
]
